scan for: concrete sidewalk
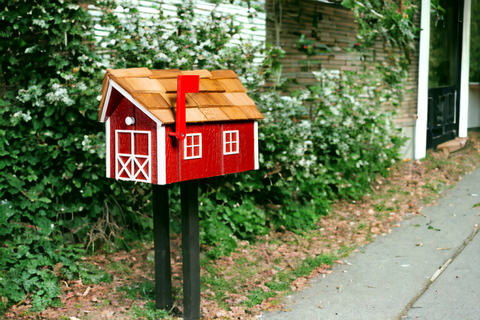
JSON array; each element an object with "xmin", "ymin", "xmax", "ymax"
[{"xmin": 262, "ymin": 167, "xmax": 480, "ymax": 320}]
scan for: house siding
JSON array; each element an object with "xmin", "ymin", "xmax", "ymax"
[
  {"xmin": 178, "ymin": 123, "xmax": 222, "ymax": 182},
  {"xmin": 265, "ymin": 0, "xmax": 420, "ymax": 158},
  {"xmin": 164, "ymin": 122, "xmax": 256, "ymax": 183},
  {"xmin": 222, "ymin": 121, "xmax": 255, "ymax": 175}
]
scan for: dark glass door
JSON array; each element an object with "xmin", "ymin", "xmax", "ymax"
[{"xmin": 427, "ymin": 0, "xmax": 464, "ymax": 149}]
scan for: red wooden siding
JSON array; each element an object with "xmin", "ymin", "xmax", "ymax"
[
  {"xmin": 222, "ymin": 121, "xmax": 255, "ymax": 175},
  {"xmin": 179, "ymin": 123, "xmax": 222, "ymax": 182},
  {"xmin": 109, "ymin": 98, "xmax": 158, "ymax": 184},
  {"xmin": 163, "ymin": 122, "xmax": 255, "ymax": 183},
  {"xmin": 104, "ymin": 86, "xmax": 124, "ymax": 120}
]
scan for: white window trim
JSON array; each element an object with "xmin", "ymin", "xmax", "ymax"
[
  {"xmin": 115, "ymin": 130, "xmax": 151, "ymax": 183},
  {"xmin": 184, "ymin": 133, "xmax": 202, "ymax": 160},
  {"xmin": 223, "ymin": 130, "xmax": 239, "ymax": 155}
]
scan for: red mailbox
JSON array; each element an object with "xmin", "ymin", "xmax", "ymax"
[{"xmin": 98, "ymin": 68, "xmax": 264, "ymax": 184}]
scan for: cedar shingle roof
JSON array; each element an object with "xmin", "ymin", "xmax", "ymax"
[{"xmin": 98, "ymin": 68, "xmax": 263, "ymax": 124}]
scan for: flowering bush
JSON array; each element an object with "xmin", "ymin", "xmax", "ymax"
[{"xmin": 292, "ymin": 70, "xmax": 405, "ymax": 198}]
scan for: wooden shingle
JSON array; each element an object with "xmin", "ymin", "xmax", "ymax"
[
  {"xmin": 217, "ymin": 79, "xmax": 247, "ymax": 92},
  {"xmin": 157, "ymin": 79, "xmax": 178, "ymax": 93},
  {"xmin": 222, "ymin": 92, "xmax": 255, "ymax": 106},
  {"xmin": 209, "ymin": 70, "xmax": 238, "ymax": 79},
  {"xmin": 107, "ymin": 68, "xmax": 152, "ymax": 78},
  {"xmin": 161, "ymin": 93, "xmax": 198, "ymax": 108},
  {"xmin": 131, "ymin": 93, "xmax": 171, "ymax": 109},
  {"xmin": 110, "ymin": 77, "xmax": 135, "ymax": 93},
  {"xmin": 199, "ymin": 107, "xmax": 230, "ymax": 121},
  {"xmin": 221, "ymin": 106, "xmax": 248, "ymax": 120},
  {"xmin": 189, "ymin": 92, "xmax": 230, "ymax": 107},
  {"xmin": 149, "ymin": 109, "xmax": 175, "ymax": 124},
  {"xmin": 199, "ymin": 79, "xmax": 226, "ymax": 92},
  {"xmin": 186, "ymin": 108, "xmax": 208, "ymax": 122},
  {"xmin": 125, "ymin": 78, "xmax": 166, "ymax": 93},
  {"xmin": 148, "ymin": 69, "xmax": 181, "ymax": 79},
  {"xmin": 181, "ymin": 69, "xmax": 212, "ymax": 79},
  {"xmin": 238, "ymin": 106, "xmax": 264, "ymax": 119}
]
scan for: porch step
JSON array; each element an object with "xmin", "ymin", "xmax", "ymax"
[{"xmin": 437, "ymin": 137, "xmax": 468, "ymax": 157}]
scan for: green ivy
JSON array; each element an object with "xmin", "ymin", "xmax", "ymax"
[{"xmin": 341, "ymin": 0, "xmax": 419, "ymax": 63}]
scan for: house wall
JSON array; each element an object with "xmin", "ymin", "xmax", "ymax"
[
  {"xmin": 265, "ymin": 0, "xmax": 420, "ymax": 159},
  {"xmin": 178, "ymin": 123, "xmax": 222, "ymax": 182},
  {"xmin": 222, "ymin": 121, "xmax": 255, "ymax": 175},
  {"xmin": 109, "ymin": 98, "xmax": 158, "ymax": 184},
  {"xmin": 164, "ymin": 121, "xmax": 256, "ymax": 183}
]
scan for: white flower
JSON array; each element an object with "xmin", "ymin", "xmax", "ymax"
[
  {"xmin": 77, "ymin": 82, "xmax": 87, "ymax": 91},
  {"xmin": 156, "ymin": 52, "xmax": 169, "ymax": 61},
  {"xmin": 12, "ymin": 110, "xmax": 32, "ymax": 122},
  {"xmin": 33, "ymin": 19, "xmax": 48, "ymax": 28},
  {"xmin": 176, "ymin": 57, "xmax": 188, "ymax": 66}
]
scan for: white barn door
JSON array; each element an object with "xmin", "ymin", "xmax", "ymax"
[{"xmin": 115, "ymin": 130, "xmax": 151, "ymax": 183}]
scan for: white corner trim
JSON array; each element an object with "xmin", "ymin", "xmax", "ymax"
[
  {"xmin": 459, "ymin": 0, "xmax": 472, "ymax": 137},
  {"xmin": 100, "ymin": 82, "xmax": 113, "ymax": 122},
  {"xmin": 106, "ymin": 117, "xmax": 110, "ymax": 178},
  {"xmin": 414, "ymin": 0, "xmax": 431, "ymax": 160},
  {"xmin": 158, "ymin": 124, "xmax": 166, "ymax": 185},
  {"xmin": 109, "ymin": 80, "xmax": 163, "ymax": 126},
  {"xmin": 254, "ymin": 120, "xmax": 259, "ymax": 170}
]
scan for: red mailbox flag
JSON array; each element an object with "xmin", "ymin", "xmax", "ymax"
[{"xmin": 169, "ymin": 75, "xmax": 200, "ymax": 140}]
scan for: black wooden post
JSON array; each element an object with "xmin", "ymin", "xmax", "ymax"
[
  {"xmin": 181, "ymin": 179, "xmax": 201, "ymax": 320},
  {"xmin": 152, "ymin": 184, "xmax": 172, "ymax": 310}
]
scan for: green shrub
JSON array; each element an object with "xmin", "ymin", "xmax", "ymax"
[{"xmin": 0, "ymin": 1, "xmax": 147, "ymax": 312}]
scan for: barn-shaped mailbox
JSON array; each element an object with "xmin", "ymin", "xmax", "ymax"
[{"xmin": 98, "ymin": 68, "xmax": 263, "ymax": 185}]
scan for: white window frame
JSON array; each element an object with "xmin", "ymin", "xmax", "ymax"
[
  {"xmin": 223, "ymin": 130, "xmax": 239, "ymax": 155},
  {"xmin": 184, "ymin": 133, "xmax": 202, "ymax": 160},
  {"xmin": 115, "ymin": 130, "xmax": 151, "ymax": 183}
]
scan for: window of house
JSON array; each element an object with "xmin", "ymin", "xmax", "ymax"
[
  {"xmin": 223, "ymin": 130, "xmax": 239, "ymax": 155},
  {"xmin": 184, "ymin": 133, "xmax": 202, "ymax": 160}
]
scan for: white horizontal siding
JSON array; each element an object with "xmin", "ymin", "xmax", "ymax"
[{"xmin": 89, "ymin": 0, "xmax": 266, "ymax": 64}]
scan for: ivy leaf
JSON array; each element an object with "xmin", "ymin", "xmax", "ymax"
[{"xmin": 38, "ymin": 197, "xmax": 52, "ymax": 204}]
